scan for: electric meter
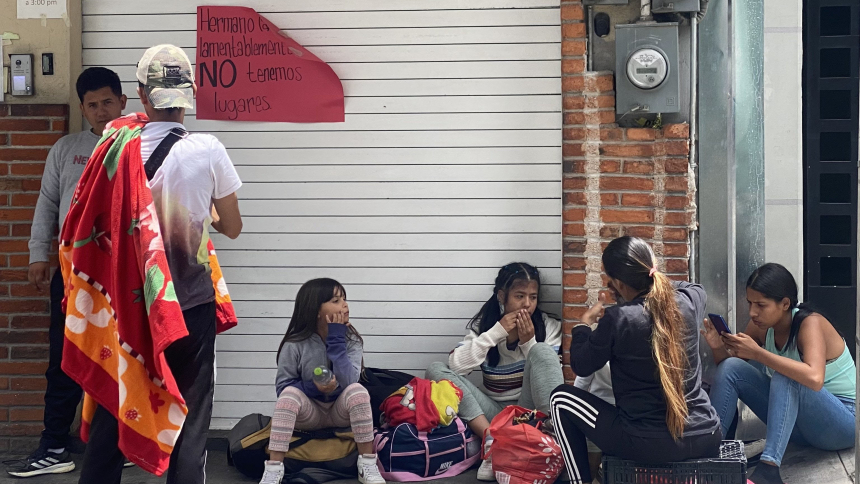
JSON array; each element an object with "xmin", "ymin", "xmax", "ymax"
[
  {"xmin": 615, "ymin": 23, "xmax": 680, "ymax": 114},
  {"xmin": 626, "ymin": 48, "xmax": 669, "ymax": 90}
]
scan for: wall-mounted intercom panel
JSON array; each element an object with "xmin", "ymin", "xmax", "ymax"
[
  {"xmin": 11, "ymin": 54, "xmax": 34, "ymax": 96},
  {"xmin": 615, "ymin": 22, "xmax": 680, "ymax": 114}
]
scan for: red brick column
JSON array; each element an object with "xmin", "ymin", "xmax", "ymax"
[
  {"xmin": 560, "ymin": 2, "xmax": 695, "ymax": 383},
  {"xmin": 0, "ymin": 103, "xmax": 69, "ymax": 450}
]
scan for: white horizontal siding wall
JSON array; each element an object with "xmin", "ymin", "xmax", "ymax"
[{"xmin": 81, "ymin": 0, "xmax": 562, "ymax": 429}]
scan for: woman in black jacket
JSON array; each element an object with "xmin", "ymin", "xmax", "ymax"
[{"xmin": 550, "ymin": 237, "xmax": 721, "ymax": 483}]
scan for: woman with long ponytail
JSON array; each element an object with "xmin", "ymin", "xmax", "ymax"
[
  {"xmin": 550, "ymin": 237, "xmax": 721, "ymax": 484},
  {"xmin": 706, "ymin": 263, "xmax": 855, "ymax": 484}
]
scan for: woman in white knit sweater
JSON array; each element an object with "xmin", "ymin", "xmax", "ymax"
[{"xmin": 425, "ymin": 263, "xmax": 564, "ymax": 482}]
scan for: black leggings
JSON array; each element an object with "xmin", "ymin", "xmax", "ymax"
[{"xmin": 549, "ymin": 384, "xmax": 722, "ymax": 484}]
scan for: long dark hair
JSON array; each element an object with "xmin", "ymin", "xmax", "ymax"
[
  {"xmin": 276, "ymin": 278, "xmax": 362, "ymax": 361},
  {"xmin": 603, "ymin": 236, "xmax": 689, "ymax": 440},
  {"xmin": 746, "ymin": 263, "xmax": 822, "ymax": 351},
  {"xmin": 468, "ymin": 262, "xmax": 548, "ymax": 367}
]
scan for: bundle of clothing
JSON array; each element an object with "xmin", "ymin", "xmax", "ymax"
[{"xmin": 380, "ymin": 377, "xmax": 463, "ymax": 432}]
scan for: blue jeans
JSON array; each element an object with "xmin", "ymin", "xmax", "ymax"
[{"xmin": 710, "ymin": 357, "xmax": 855, "ymax": 466}]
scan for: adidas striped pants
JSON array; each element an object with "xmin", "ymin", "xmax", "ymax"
[{"xmin": 549, "ymin": 384, "xmax": 722, "ymax": 484}]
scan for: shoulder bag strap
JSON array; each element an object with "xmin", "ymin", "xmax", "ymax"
[{"xmin": 144, "ymin": 126, "xmax": 188, "ymax": 181}]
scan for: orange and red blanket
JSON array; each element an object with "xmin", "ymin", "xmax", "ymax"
[{"xmin": 59, "ymin": 113, "xmax": 237, "ymax": 475}]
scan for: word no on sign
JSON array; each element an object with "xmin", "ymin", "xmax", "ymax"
[{"xmin": 18, "ymin": 0, "xmax": 67, "ymax": 19}]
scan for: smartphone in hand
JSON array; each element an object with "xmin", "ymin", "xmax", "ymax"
[{"xmin": 707, "ymin": 313, "xmax": 732, "ymax": 335}]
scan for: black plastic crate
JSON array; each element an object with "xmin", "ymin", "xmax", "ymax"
[{"xmin": 601, "ymin": 440, "xmax": 747, "ymax": 484}]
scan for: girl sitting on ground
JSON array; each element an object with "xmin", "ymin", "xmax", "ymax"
[
  {"xmin": 550, "ymin": 237, "xmax": 721, "ymax": 484},
  {"xmin": 705, "ymin": 263, "xmax": 856, "ymax": 484},
  {"xmin": 425, "ymin": 262, "xmax": 564, "ymax": 482},
  {"xmin": 258, "ymin": 278, "xmax": 385, "ymax": 484}
]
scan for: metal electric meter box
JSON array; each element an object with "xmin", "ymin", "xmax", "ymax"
[
  {"xmin": 651, "ymin": 0, "xmax": 700, "ymax": 13},
  {"xmin": 615, "ymin": 22, "xmax": 680, "ymax": 114}
]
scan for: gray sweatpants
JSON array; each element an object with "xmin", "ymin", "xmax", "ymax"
[{"xmin": 425, "ymin": 342, "xmax": 564, "ymax": 424}]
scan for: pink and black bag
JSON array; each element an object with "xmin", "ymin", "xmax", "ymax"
[{"xmin": 373, "ymin": 417, "xmax": 481, "ymax": 481}]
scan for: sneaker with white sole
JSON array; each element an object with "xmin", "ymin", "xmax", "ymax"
[
  {"xmin": 259, "ymin": 460, "xmax": 285, "ymax": 484},
  {"xmin": 476, "ymin": 435, "xmax": 495, "ymax": 482},
  {"xmin": 5, "ymin": 446, "xmax": 75, "ymax": 478},
  {"xmin": 357, "ymin": 454, "xmax": 385, "ymax": 484}
]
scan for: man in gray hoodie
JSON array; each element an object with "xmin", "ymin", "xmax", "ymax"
[{"xmin": 10, "ymin": 68, "xmax": 127, "ymax": 478}]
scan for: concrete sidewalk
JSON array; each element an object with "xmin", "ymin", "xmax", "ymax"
[
  {"xmin": 0, "ymin": 448, "xmax": 480, "ymax": 484},
  {"xmin": 0, "ymin": 444, "xmax": 853, "ymax": 483}
]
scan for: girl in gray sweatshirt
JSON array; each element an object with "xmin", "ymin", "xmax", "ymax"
[{"xmin": 259, "ymin": 278, "xmax": 385, "ymax": 484}]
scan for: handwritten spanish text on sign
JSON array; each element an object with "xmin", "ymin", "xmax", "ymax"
[{"xmin": 196, "ymin": 6, "xmax": 344, "ymax": 122}]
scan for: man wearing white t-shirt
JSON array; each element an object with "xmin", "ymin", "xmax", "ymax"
[{"xmin": 78, "ymin": 44, "xmax": 243, "ymax": 484}]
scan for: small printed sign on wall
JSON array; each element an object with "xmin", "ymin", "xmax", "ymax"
[{"xmin": 17, "ymin": 0, "xmax": 67, "ymax": 19}]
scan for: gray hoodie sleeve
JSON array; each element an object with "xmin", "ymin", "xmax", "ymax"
[
  {"xmin": 28, "ymin": 143, "xmax": 63, "ymax": 264},
  {"xmin": 324, "ymin": 323, "xmax": 363, "ymax": 388}
]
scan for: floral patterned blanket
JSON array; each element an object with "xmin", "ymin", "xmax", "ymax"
[{"xmin": 59, "ymin": 113, "xmax": 237, "ymax": 475}]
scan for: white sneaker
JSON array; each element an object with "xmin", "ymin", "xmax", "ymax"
[
  {"xmin": 259, "ymin": 461, "xmax": 285, "ymax": 484},
  {"xmin": 358, "ymin": 454, "xmax": 386, "ymax": 484},
  {"xmin": 477, "ymin": 436, "xmax": 496, "ymax": 482}
]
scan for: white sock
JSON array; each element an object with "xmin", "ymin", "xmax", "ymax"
[{"xmin": 47, "ymin": 448, "xmax": 64, "ymax": 454}]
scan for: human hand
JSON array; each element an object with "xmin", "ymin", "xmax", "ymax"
[
  {"xmin": 700, "ymin": 318, "xmax": 725, "ymax": 350},
  {"xmin": 28, "ymin": 262, "xmax": 52, "ymax": 292},
  {"xmin": 499, "ymin": 310, "xmax": 519, "ymax": 333},
  {"xmin": 326, "ymin": 312, "xmax": 348, "ymax": 325},
  {"xmin": 516, "ymin": 310, "xmax": 535, "ymax": 344},
  {"xmin": 314, "ymin": 374, "xmax": 339, "ymax": 394},
  {"xmin": 581, "ymin": 293, "xmax": 607, "ymax": 326},
  {"xmin": 722, "ymin": 332, "xmax": 762, "ymax": 360}
]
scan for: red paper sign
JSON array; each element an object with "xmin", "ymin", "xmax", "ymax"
[{"xmin": 196, "ymin": 6, "xmax": 344, "ymax": 122}]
